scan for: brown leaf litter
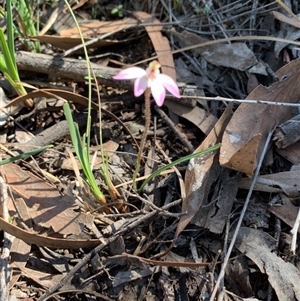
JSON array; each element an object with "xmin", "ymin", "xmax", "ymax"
[{"xmin": 2, "ymin": 1, "xmax": 300, "ymax": 300}]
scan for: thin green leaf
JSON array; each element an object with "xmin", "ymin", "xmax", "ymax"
[
  {"xmin": 6, "ymin": 0, "xmax": 15, "ymax": 63},
  {"xmin": 11, "ymin": 0, "xmax": 40, "ymax": 52},
  {"xmin": 63, "ymin": 104, "xmax": 86, "ymax": 166},
  {"xmin": 0, "ymin": 55, "xmax": 8, "ymax": 74},
  {"xmin": 0, "ymin": 145, "xmax": 52, "ymax": 165},
  {"xmin": 138, "ymin": 143, "xmax": 221, "ymax": 193},
  {"xmin": 0, "ymin": 29, "xmax": 19, "ymax": 81}
]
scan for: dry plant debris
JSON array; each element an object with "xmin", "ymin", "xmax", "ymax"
[{"xmin": 1, "ymin": 0, "xmax": 300, "ymax": 300}]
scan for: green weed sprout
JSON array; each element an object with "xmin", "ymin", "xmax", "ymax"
[
  {"xmin": 0, "ymin": 0, "xmax": 33, "ymax": 107},
  {"xmin": 63, "ymin": 103, "xmax": 107, "ymax": 206},
  {"xmin": 11, "ymin": 0, "xmax": 40, "ymax": 52},
  {"xmin": 111, "ymin": 5, "xmax": 124, "ymax": 18}
]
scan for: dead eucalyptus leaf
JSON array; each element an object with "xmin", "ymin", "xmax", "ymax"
[
  {"xmin": 239, "ymin": 170, "xmax": 300, "ymax": 197},
  {"xmin": 132, "ymin": 11, "xmax": 176, "ymax": 80},
  {"xmin": 220, "ymin": 58, "xmax": 300, "ymax": 174},
  {"xmin": 273, "ymin": 114, "xmax": 300, "ymax": 148},
  {"xmin": 276, "ymin": 141, "xmax": 300, "ymax": 165},
  {"xmin": 165, "ymin": 99, "xmax": 217, "ymax": 135},
  {"xmin": 18, "ymin": 266, "xmax": 64, "ymax": 289},
  {"xmin": 272, "ymin": 11, "xmax": 300, "ymax": 28},
  {"xmin": 175, "ymin": 104, "xmax": 232, "ymax": 238},
  {"xmin": 9, "ymin": 239, "xmax": 31, "ymax": 289},
  {"xmin": 170, "ymin": 29, "xmax": 258, "ymax": 71},
  {"xmin": 59, "ymin": 18, "xmax": 137, "ymax": 38},
  {"xmin": 266, "ymin": 199, "xmax": 300, "ymax": 232},
  {"xmin": 0, "ymin": 217, "xmax": 100, "ymax": 249},
  {"xmin": 235, "ymin": 227, "xmax": 300, "ymax": 301},
  {"xmin": 0, "ymin": 163, "xmax": 94, "ymax": 236},
  {"xmin": 32, "ymin": 35, "xmax": 121, "ymax": 50}
]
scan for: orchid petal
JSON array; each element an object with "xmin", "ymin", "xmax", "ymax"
[
  {"xmin": 151, "ymin": 80, "xmax": 165, "ymax": 106},
  {"xmin": 113, "ymin": 67, "xmax": 146, "ymax": 80},
  {"xmin": 134, "ymin": 75, "xmax": 148, "ymax": 97},
  {"xmin": 157, "ymin": 74, "xmax": 181, "ymax": 98}
]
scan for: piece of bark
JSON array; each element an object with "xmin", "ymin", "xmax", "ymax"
[{"xmin": 273, "ymin": 114, "xmax": 300, "ymax": 148}]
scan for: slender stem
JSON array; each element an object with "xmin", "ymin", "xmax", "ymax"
[{"xmin": 132, "ymin": 87, "xmax": 151, "ymax": 191}]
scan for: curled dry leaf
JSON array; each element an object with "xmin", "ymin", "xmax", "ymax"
[
  {"xmin": 273, "ymin": 114, "xmax": 300, "ymax": 148},
  {"xmin": 0, "ymin": 217, "xmax": 100, "ymax": 249},
  {"xmin": 220, "ymin": 58, "xmax": 300, "ymax": 174}
]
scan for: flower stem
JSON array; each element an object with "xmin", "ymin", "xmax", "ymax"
[{"xmin": 132, "ymin": 87, "xmax": 151, "ymax": 191}]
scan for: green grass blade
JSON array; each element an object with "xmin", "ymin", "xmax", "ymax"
[
  {"xmin": 6, "ymin": 0, "xmax": 15, "ymax": 65},
  {"xmin": 0, "ymin": 145, "xmax": 53, "ymax": 165},
  {"xmin": 0, "ymin": 29, "xmax": 19, "ymax": 81},
  {"xmin": 63, "ymin": 102, "xmax": 105, "ymax": 201},
  {"xmin": 138, "ymin": 143, "xmax": 221, "ymax": 193},
  {"xmin": 0, "ymin": 55, "xmax": 8, "ymax": 74},
  {"xmin": 63, "ymin": 103, "xmax": 86, "ymax": 167},
  {"xmin": 12, "ymin": 0, "xmax": 40, "ymax": 52}
]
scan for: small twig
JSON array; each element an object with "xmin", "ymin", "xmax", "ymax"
[
  {"xmin": 122, "ymin": 190, "xmax": 184, "ymax": 218},
  {"xmin": 184, "ymin": 95, "xmax": 300, "ymax": 107},
  {"xmin": 0, "ymin": 177, "xmax": 14, "ymax": 301},
  {"xmin": 132, "ymin": 88, "xmax": 151, "ymax": 190},
  {"xmin": 37, "ymin": 199, "xmax": 181, "ymax": 301},
  {"xmin": 209, "ymin": 129, "xmax": 275, "ymax": 301},
  {"xmin": 154, "ymin": 105, "xmax": 194, "ymax": 152},
  {"xmin": 290, "ymin": 206, "xmax": 300, "ymax": 254}
]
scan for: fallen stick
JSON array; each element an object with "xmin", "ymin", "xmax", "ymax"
[{"xmin": 15, "ymin": 50, "xmax": 130, "ymax": 89}]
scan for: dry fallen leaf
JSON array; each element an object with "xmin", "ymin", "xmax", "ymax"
[
  {"xmin": 272, "ymin": 11, "xmax": 300, "ymax": 28},
  {"xmin": 32, "ymin": 35, "xmax": 123, "ymax": 50},
  {"xmin": 266, "ymin": 198, "xmax": 300, "ymax": 232},
  {"xmin": 132, "ymin": 11, "xmax": 176, "ymax": 80},
  {"xmin": 170, "ymin": 29, "xmax": 259, "ymax": 71},
  {"xmin": 18, "ymin": 266, "xmax": 64, "ymax": 289},
  {"xmin": 9, "ymin": 238, "xmax": 31, "ymax": 289},
  {"xmin": 59, "ymin": 18, "xmax": 137, "ymax": 38},
  {"xmin": 235, "ymin": 227, "xmax": 300, "ymax": 301},
  {"xmin": 276, "ymin": 141, "xmax": 300, "ymax": 165},
  {"xmin": 220, "ymin": 58, "xmax": 300, "ymax": 174},
  {"xmin": 239, "ymin": 170, "xmax": 300, "ymax": 197},
  {"xmin": 273, "ymin": 114, "xmax": 300, "ymax": 148},
  {"xmin": 175, "ymin": 104, "xmax": 232, "ymax": 238},
  {"xmin": 0, "ymin": 217, "xmax": 100, "ymax": 249},
  {"xmin": 164, "ymin": 99, "xmax": 217, "ymax": 135},
  {"xmin": 1, "ymin": 163, "xmax": 94, "ymax": 236},
  {"xmin": 33, "ymin": 18, "xmax": 138, "ymax": 50}
]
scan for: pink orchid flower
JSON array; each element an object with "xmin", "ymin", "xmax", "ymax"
[{"xmin": 113, "ymin": 61, "xmax": 181, "ymax": 106}]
